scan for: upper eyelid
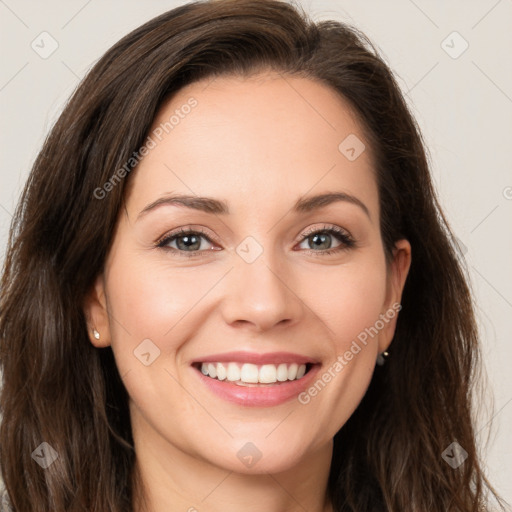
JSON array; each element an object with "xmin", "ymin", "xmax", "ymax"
[
  {"xmin": 300, "ymin": 224, "xmax": 351, "ymax": 238},
  {"xmin": 157, "ymin": 226, "xmax": 213, "ymax": 243}
]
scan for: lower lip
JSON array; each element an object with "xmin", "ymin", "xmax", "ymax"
[{"xmin": 192, "ymin": 364, "xmax": 321, "ymax": 407}]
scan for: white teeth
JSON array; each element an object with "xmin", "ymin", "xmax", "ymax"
[
  {"xmin": 207, "ymin": 363, "xmax": 217, "ymax": 379},
  {"xmin": 199, "ymin": 362, "xmax": 309, "ymax": 384},
  {"xmin": 259, "ymin": 364, "xmax": 277, "ymax": 383},
  {"xmin": 276, "ymin": 363, "xmax": 288, "ymax": 382},
  {"xmin": 226, "ymin": 362, "xmax": 241, "ymax": 381},
  {"xmin": 216, "ymin": 362, "xmax": 227, "ymax": 381},
  {"xmin": 240, "ymin": 363, "xmax": 259, "ymax": 383}
]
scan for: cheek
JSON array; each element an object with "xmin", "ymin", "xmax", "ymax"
[
  {"xmin": 103, "ymin": 258, "xmax": 219, "ymax": 437},
  {"xmin": 292, "ymin": 256, "xmax": 387, "ymax": 437},
  {"xmin": 312, "ymin": 257, "xmax": 388, "ymax": 346},
  {"xmin": 104, "ymin": 252, "xmax": 227, "ymax": 361}
]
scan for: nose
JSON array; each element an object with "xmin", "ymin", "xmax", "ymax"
[{"xmin": 219, "ymin": 253, "xmax": 304, "ymax": 332}]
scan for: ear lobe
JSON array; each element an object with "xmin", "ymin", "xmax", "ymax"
[
  {"xmin": 83, "ymin": 274, "xmax": 111, "ymax": 347},
  {"xmin": 379, "ymin": 239, "xmax": 411, "ymax": 352}
]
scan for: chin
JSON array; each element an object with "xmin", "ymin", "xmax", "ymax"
[{"xmin": 204, "ymin": 437, "xmax": 313, "ymax": 475}]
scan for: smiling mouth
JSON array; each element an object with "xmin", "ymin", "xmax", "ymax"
[{"xmin": 192, "ymin": 362, "xmax": 314, "ymax": 386}]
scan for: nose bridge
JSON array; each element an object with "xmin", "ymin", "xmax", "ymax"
[{"xmin": 220, "ymin": 243, "xmax": 303, "ymax": 331}]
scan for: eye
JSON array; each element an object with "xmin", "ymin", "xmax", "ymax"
[
  {"xmin": 296, "ymin": 225, "xmax": 355, "ymax": 255},
  {"xmin": 156, "ymin": 227, "xmax": 217, "ymax": 257},
  {"xmin": 156, "ymin": 224, "xmax": 356, "ymax": 258}
]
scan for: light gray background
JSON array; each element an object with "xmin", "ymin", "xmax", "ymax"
[{"xmin": 0, "ymin": 0, "xmax": 511, "ymax": 504}]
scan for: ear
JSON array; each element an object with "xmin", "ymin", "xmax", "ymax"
[
  {"xmin": 378, "ymin": 239, "xmax": 412, "ymax": 353},
  {"xmin": 83, "ymin": 274, "xmax": 111, "ymax": 348}
]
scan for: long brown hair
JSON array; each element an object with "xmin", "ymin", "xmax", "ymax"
[{"xmin": 0, "ymin": 0, "xmax": 507, "ymax": 510}]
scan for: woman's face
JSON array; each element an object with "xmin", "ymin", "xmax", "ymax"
[{"xmin": 86, "ymin": 71, "xmax": 410, "ymax": 475}]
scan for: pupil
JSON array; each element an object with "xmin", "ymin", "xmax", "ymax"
[
  {"xmin": 178, "ymin": 235, "xmax": 200, "ymax": 250},
  {"xmin": 311, "ymin": 233, "xmax": 330, "ymax": 250}
]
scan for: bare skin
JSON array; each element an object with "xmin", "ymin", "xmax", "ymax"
[{"xmin": 84, "ymin": 71, "xmax": 411, "ymax": 512}]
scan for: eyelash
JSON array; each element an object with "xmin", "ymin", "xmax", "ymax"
[{"xmin": 156, "ymin": 225, "xmax": 356, "ymax": 259}]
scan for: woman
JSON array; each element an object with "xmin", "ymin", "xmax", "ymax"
[{"xmin": 0, "ymin": 0, "xmax": 507, "ymax": 510}]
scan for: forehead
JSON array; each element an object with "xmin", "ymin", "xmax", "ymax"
[{"xmin": 126, "ymin": 71, "xmax": 378, "ymax": 220}]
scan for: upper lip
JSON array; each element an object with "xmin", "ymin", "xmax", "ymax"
[{"xmin": 191, "ymin": 351, "xmax": 319, "ymax": 366}]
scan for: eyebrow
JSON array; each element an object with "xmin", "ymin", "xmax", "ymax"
[{"xmin": 137, "ymin": 191, "xmax": 371, "ymax": 220}]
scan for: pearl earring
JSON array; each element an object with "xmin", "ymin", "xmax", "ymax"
[
  {"xmin": 376, "ymin": 351, "xmax": 389, "ymax": 366},
  {"xmin": 92, "ymin": 328, "xmax": 100, "ymax": 340}
]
